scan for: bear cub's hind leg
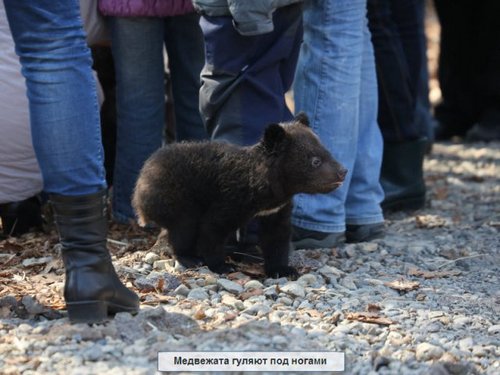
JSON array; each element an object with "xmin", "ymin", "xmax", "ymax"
[
  {"xmin": 168, "ymin": 218, "xmax": 204, "ymax": 269},
  {"xmin": 196, "ymin": 215, "xmax": 236, "ymax": 274}
]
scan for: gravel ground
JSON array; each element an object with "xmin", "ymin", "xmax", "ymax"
[{"xmin": 0, "ymin": 140, "xmax": 498, "ymax": 375}]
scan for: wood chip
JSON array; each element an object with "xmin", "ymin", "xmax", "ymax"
[
  {"xmin": 384, "ymin": 279, "xmax": 420, "ymax": 292},
  {"xmin": 346, "ymin": 312, "xmax": 395, "ymax": 326},
  {"xmin": 415, "ymin": 215, "xmax": 451, "ymax": 228}
]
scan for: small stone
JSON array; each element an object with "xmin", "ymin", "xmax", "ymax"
[
  {"xmin": 22, "ymin": 256, "xmax": 53, "ymax": 267},
  {"xmin": 344, "ymin": 244, "xmax": 357, "ymax": 258},
  {"xmin": 134, "ymin": 272, "xmax": 181, "ymax": 293},
  {"xmin": 242, "ymin": 304, "xmax": 271, "ymax": 317},
  {"xmin": 458, "ymin": 337, "xmax": 474, "ymax": 351},
  {"xmin": 340, "ymin": 277, "xmax": 357, "ymax": 290},
  {"xmin": 244, "ymin": 280, "xmax": 264, "ymax": 290},
  {"xmin": 144, "ymin": 252, "xmax": 160, "ymax": 265},
  {"xmin": 82, "ymin": 345, "xmax": 103, "ymax": 361},
  {"xmin": 174, "ymin": 284, "xmax": 190, "ymax": 297},
  {"xmin": 487, "ymin": 324, "xmax": 500, "ymax": 334},
  {"xmin": 221, "ymin": 294, "xmax": 243, "ymax": 309},
  {"xmin": 318, "ymin": 265, "xmax": 345, "ymax": 277},
  {"xmin": 298, "ymin": 300, "xmax": 312, "ymax": 309},
  {"xmin": 264, "ymin": 286, "xmax": 279, "ymax": 299},
  {"xmin": 152, "ymin": 259, "xmax": 173, "ymax": 271},
  {"xmin": 187, "ymin": 288, "xmax": 209, "ymax": 300},
  {"xmin": 297, "ymin": 274, "xmax": 317, "ymax": 287},
  {"xmin": 453, "ymin": 316, "xmax": 471, "ymax": 328},
  {"xmin": 416, "ymin": 343, "xmax": 444, "ymax": 361},
  {"xmin": 272, "ymin": 335, "xmax": 288, "ymax": 345},
  {"xmin": 280, "ymin": 282, "xmax": 305, "ymax": 298},
  {"xmin": 21, "ymin": 296, "xmax": 46, "ymax": 315},
  {"xmin": 217, "ymin": 279, "xmax": 243, "ymax": 294},
  {"xmin": 276, "ymin": 297, "xmax": 293, "ymax": 306},
  {"xmin": 358, "ymin": 242, "xmax": 378, "ymax": 253},
  {"xmin": 428, "ymin": 311, "xmax": 446, "ymax": 319}
]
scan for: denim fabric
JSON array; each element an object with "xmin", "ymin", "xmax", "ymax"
[
  {"xmin": 199, "ymin": 3, "xmax": 302, "ymax": 146},
  {"xmin": 4, "ymin": 0, "xmax": 106, "ymax": 196},
  {"xmin": 291, "ymin": 0, "xmax": 384, "ymax": 233},
  {"xmin": 367, "ymin": 0, "xmax": 427, "ymax": 142},
  {"xmin": 110, "ymin": 13, "xmax": 206, "ymax": 222}
]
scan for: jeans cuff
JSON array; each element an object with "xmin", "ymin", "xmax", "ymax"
[
  {"xmin": 345, "ymin": 215, "xmax": 384, "ymax": 226},
  {"xmin": 291, "ymin": 218, "xmax": 345, "ymax": 234}
]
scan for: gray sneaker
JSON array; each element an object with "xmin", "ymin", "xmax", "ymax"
[
  {"xmin": 291, "ymin": 226, "xmax": 345, "ymax": 249},
  {"xmin": 345, "ymin": 223, "xmax": 384, "ymax": 243}
]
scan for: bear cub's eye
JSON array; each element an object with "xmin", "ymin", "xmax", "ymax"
[{"xmin": 311, "ymin": 156, "xmax": 322, "ymax": 168}]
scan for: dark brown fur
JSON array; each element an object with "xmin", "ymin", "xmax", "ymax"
[{"xmin": 133, "ymin": 114, "xmax": 346, "ymax": 277}]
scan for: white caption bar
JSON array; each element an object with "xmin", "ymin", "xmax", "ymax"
[{"xmin": 158, "ymin": 351, "xmax": 344, "ymax": 372}]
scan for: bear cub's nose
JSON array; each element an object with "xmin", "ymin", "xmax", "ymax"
[{"xmin": 337, "ymin": 168, "xmax": 348, "ymax": 181}]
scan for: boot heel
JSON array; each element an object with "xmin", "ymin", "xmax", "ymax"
[{"xmin": 67, "ymin": 301, "xmax": 108, "ymax": 323}]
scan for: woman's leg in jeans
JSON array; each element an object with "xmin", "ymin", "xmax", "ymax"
[
  {"xmin": 4, "ymin": 0, "xmax": 138, "ymax": 323},
  {"xmin": 292, "ymin": 0, "xmax": 377, "ymax": 234},
  {"xmin": 345, "ymin": 19, "xmax": 384, "ymax": 224},
  {"xmin": 4, "ymin": 0, "xmax": 106, "ymax": 195},
  {"xmin": 109, "ymin": 17, "xmax": 165, "ymax": 222},
  {"xmin": 164, "ymin": 13, "xmax": 207, "ymax": 141}
]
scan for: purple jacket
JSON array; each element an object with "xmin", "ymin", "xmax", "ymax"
[{"xmin": 98, "ymin": 0, "xmax": 195, "ymax": 17}]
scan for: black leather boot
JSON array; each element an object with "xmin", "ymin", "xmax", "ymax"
[
  {"xmin": 381, "ymin": 138, "xmax": 427, "ymax": 211},
  {"xmin": 50, "ymin": 190, "xmax": 139, "ymax": 323}
]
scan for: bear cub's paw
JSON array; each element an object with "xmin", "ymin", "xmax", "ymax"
[
  {"xmin": 175, "ymin": 255, "xmax": 205, "ymax": 269},
  {"xmin": 265, "ymin": 265, "xmax": 299, "ymax": 279},
  {"xmin": 207, "ymin": 261, "xmax": 235, "ymax": 275}
]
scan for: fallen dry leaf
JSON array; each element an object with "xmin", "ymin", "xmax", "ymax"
[
  {"xmin": 384, "ymin": 279, "xmax": 420, "ymax": 292},
  {"xmin": 193, "ymin": 309, "xmax": 206, "ymax": 320},
  {"xmin": 239, "ymin": 288, "xmax": 264, "ymax": 301},
  {"xmin": 346, "ymin": 312, "xmax": 395, "ymax": 326},
  {"xmin": 415, "ymin": 214, "xmax": 451, "ymax": 228}
]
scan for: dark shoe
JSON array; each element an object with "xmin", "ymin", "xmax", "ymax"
[
  {"xmin": 465, "ymin": 122, "xmax": 500, "ymax": 142},
  {"xmin": 292, "ymin": 225, "xmax": 344, "ymax": 249},
  {"xmin": 0, "ymin": 195, "xmax": 43, "ymax": 237},
  {"xmin": 345, "ymin": 223, "xmax": 384, "ymax": 243},
  {"xmin": 50, "ymin": 190, "xmax": 139, "ymax": 323},
  {"xmin": 381, "ymin": 138, "xmax": 427, "ymax": 212}
]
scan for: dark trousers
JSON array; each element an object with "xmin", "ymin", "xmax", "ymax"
[
  {"xmin": 368, "ymin": 0, "xmax": 430, "ymax": 142},
  {"xmin": 199, "ymin": 4, "xmax": 303, "ymax": 146},
  {"xmin": 434, "ymin": 0, "xmax": 500, "ymax": 132}
]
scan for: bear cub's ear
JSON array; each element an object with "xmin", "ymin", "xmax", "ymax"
[
  {"xmin": 263, "ymin": 123, "xmax": 287, "ymax": 154},
  {"xmin": 294, "ymin": 112, "xmax": 310, "ymax": 127}
]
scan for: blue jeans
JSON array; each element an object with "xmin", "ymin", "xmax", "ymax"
[
  {"xmin": 199, "ymin": 3, "xmax": 303, "ymax": 145},
  {"xmin": 4, "ymin": 0, "xmax": 106, "ymax": 196},
  {"xmin": 292, "ymin": 0, "xmax": 384, "ymax": 233},
  {"xmin": 109, "ymin": 14, "xmax": 206, "ymax": 222}
]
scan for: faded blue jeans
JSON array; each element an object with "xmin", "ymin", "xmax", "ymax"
[
  {"xmin": 292, "ymin": 0, "xmax": 385, "ymax": 234},
  {"xmin": 109, "ymin": 14, "xmax": 206, "ymax": 222},
  {"xmin": 4, "ymin": 0, "xmax": 106, "ymax": 196}
]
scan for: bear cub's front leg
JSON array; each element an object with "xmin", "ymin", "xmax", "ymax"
[{"xmin": 258, "ymin": 203, "xmax": 298, "ymax": 278}]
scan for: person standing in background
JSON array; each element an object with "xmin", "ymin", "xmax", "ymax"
[
  {"xmin": 291, "ymin": 0, "xmax": 385, "ymax": 248},
  {"xmin": 98, "ymin": 0, "xmax": 208, "ymax": 224},
  {"xmin": 367, "ymin": 0, "xmax": 429, "ymax": 212},
  {"xmin": 194, "ymin": 0, "xmax": 304, "ymax": 253},
  {"xmin": 0, "ymin": 2, "xmax": 43, "ymax": 237}
]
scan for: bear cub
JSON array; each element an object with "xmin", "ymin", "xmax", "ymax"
[{"xmin": 133, "ymin": 113, "xmax": 347, "ymax": 277}]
